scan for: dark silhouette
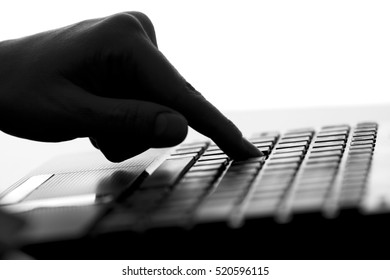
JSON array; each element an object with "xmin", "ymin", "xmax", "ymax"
[{"xmin": 0, "ymin": 11, "xmax": 261, "ymax": 258}]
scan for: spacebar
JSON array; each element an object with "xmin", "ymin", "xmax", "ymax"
[{"xmin": 140, "ymin": 156, "xmax": 195, "ymax": 189}]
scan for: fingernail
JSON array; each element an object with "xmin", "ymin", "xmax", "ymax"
[
  {"xmin": 154, "ymin": 113, "xmax": 188, "ymax": 145},
  {"xmin": 241, "ymin": 137, "xmax": 263, "ymax": 157}
]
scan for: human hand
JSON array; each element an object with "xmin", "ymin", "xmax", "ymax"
[{"xmin": 0, "ymin": 12, "xmax": 261, "ymax": 162}]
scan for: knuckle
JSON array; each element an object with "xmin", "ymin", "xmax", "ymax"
[
  {"xmin": 126, "ymin": 11, "xmax": 157, "ymax": 46},
  {"xmin": 96, "ymin": 13, "xmax": 145, "ymax": 43},
  {"xmin": 94, "ymin": 12, "xmax": 150, "ymax": 49},
  {"xmin": 105, "ymin": 12, "xmax": 143, "ymax": 31},
  {"xmin": 127, "ymin": 11, "xmax": 154, "ymax": 28}
]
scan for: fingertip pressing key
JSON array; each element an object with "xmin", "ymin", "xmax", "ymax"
[{"xmin": 240, "ymin": 137, "xmax": 264, "ymax": 158}]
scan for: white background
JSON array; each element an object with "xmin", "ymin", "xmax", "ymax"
[
  {"xmin": 0, "ymin": 0, "xmax": 390, "ymax": 188},
  {"xmin": 1, "ymin": 0, "xmax": 390, "ymax": 111}
]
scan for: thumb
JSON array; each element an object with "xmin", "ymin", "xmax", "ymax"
[{"xmin": 75, "ymin": 93, "xmax": 188, "ymax": 162}]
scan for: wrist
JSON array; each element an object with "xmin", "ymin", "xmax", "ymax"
[{"xmin": 0, "ymin": 39, "xmax": 19, "ymax": 132}]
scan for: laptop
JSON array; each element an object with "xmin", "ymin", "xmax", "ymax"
[{"xmin": 1, "ymin": 104, "xmax": 390, "ymax": 259}]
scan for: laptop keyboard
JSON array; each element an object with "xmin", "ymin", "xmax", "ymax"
[{"xmin": 98, "ymin": 122, "xmax": 378, "ymax": 232}]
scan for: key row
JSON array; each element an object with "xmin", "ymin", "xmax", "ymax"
[{"xmin": 337, "ymin": 123, "xmax": 377, "ymax": 208}]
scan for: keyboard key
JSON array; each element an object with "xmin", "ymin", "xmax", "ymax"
[
  {"xmin": 244, "ymin": 200, "xmax": 279, "ymax": 218},
  {"xmin": 314, "ymin": 135, "xmax": 347, "ymax": 142},
  {"xmin": 343, "ymin": 168, "xmax": 369, "ymax": 176},
  {"xmin": 340, "ymin": 187, "xmax": 365, "ymax": 197},
  {"xmin": 194, "ymin": 158, "xmax": 228, "ymax": 166},
  {"xmin": 175, "ymin": 181, "xmax": 211, "ymax": 191},
  {"xmin": 256, "ymin": 175, "xmax": 293, "ymax": 185},
  {"xmin": 267, "ymin": 157, "xmax": 302, "ymax": 165},
  {"xmin": 299, "ymin": 169, "xmax": 336, "ymax": 178},
  {"xmin": 261, "ymin": 168, "xmax": 297, "ymax": 175},
  {"xmin": 273, "ymin": 146, "xmax": 306, "ymax": 154},
  {"xmin": 202, "ymin": 150, "xmax": 225, "ymax": 156},
  {"xmin": 170, "ymin": 153, "xmax": 198, "ymax": 159},
  {"xmin": 319, "ymin": 129, "xmax": 349, "ymax": 135},
  {"xmin": 297, "ymin": 176, "xmax": 334, "ymax": 184},
  {"xmin": 251, "ymin": 140, "xmax": 274, "ymax": 146},
  {"xmin": 352, "ymin": 135, "xmax": 376, "ymax": 141},
  {"xmin": 280, "ymin": 134, "xmax": 311, "ymax": 141},
  {"xmin": 247, "ymin": 195, "xmax": 281, "ymax": 205},
  {"xmin": 253, "ymin": 182, "xmax": 290, "ymax": 192},
  {"xmin": 232, "ymin": 157, "xmax": 265, "ymax": 165},
  {"xmin": 258, "ymin": 176, "xmax": 294, "ymax": 185},
  {"xmin": 282, "ymin": 132, "xmax": 313, "ymax": 139},
  {"xmin": 291, "ymin": 196, "xmax": 324, "ymax": 213},
  {"xmin": 294, "ymin": 187, "xmax": 329, "ymax": 198},
  {"xmin": 353, "ymin": 131, "xmax": 376, "ymax": 137},
  {"xmin": 180, "ymin": 176, "xmax": 215, "ymax": 184},
  {"xmin": 354, "ymin": 128, "xmax": 377, "ymax": 133},
  {"xmin": 342, "ymin": 175, "xmax": 367, "ymax": 185},
  {"xmin": 224, "ymin": 169, "xmax": 258, "ymax": 176},
  {"xmin": 263, "ymin": 162, "xmax": 299, "ymax": 170},
  {"xmin": 278, "ymin": 137, "xmax": 310, "ymax": 144},
  {"xmin": 254, "ymin": 144, "xmax": 273, "ymax": 151},
  {"xmin": 259, "ymin": 179, "xmax": 296, "ymax": 187},
  {"xmin": 216, "ymin": 179, "xmax": 253, "ymax": 189},
  {"xmin": 251, "ymin": 131, "xmax": 280, "ymax": 138},
  {"xmin": 173, "ymin": 147, "xmax": 203, "ymax": 155},
  {"xmin": 316, "ymin": 130, "xmax": 349, "ymax": 137},
  {"xmin": 295, "ymin": 181, "xmax": 331, "ymax": 191},
  {"xmin": 306, "ymin": 156, "xmax": 341, "ymax": 164},
  {"xmin": 195, "ymin": 203, "xmax": 235, "ymax": 222},
  {"xmin": 340, "ymin": 183, "xmax": 366, "ymax": 193},
  {"xmin": 168, "ymin": 188, "xmax": 206, "ymax": 200},
  {"xmin": 357, "ymin": 122, "xmax": 377, "ymax": 127},
  {"xmin": 310, "ymin": 145, "xmax": 344, "ymax": 152},
  {"xmin": 312, "ymin": 141, "xmax": 345, "ymax": 148},
  {"xmin": 347, "ymin": 153, "xmax": 372, "ymax": 159},
  {"xmin": 179, "ymin": 141, "xmax": 208, "ymax": 148},
  {"xmin": 206, "ymin": 147, "xmax": 223, "ymax": 153},
  {"xmin": 308, "ymin": 150, "xmax": 342, "ymax": 158},
  {"xmin": 212, "ymin": 186, "xmax": 247, "ymax": 195},
  {"xmin": 349, "ymin": 144, "xmax": 374, "ymax": 150},
  {"xmin": 249, "ymin": 137, "xmax": 278, "ymax": 145},
  {"xmin": 208, "ymin": 189, "xmax": 246, "ymax": 201},
  {"xmin": 276, "ymin": 141, "xmax": 308, "ymax": 149},
  {"xmin": 285, "ymin": 127, "xmax": 314, "ymax": 134},
  {"xmin": 348, "ymin": 145, "xmax": 374, "ymax": 154},
  {"xmin": 185, "ymin": 170, "xmax": 219, "ymax": 178},
  {"xmin": 251, "ymin": 190, "xmax": 285, "ymax": 200},
  {"xmin": 190, "ymin": 164, "xmax": 224, "ymax": 172},
  {"xmin": 321, "ymin": 124, "xmax": 350, "ymax": 130},
  {"xmin": 198, "ymin": 154, "xmax": 229, "ymax": 161},
  {"xmin": 203, "ymin": 194, "xmax": 239, "ymax": 205},
  {"xmin": 344, "ymin": 161, "xmax": 371, "ymax": 169},
  {"xmin": 303, "ymin": 162, "xmax": 339, "ymax": 169},
  {"xmin": 270, "ymin": 151, "xmax": 304, "ymax": 159},
  {"xmin": 229, "ymin": 163, "xmax": 262, "ymax": 172}
]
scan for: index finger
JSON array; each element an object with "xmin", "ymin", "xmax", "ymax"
[{"xmin": 132, "ymin": 35, "xmax": 262, "ymax": 159}]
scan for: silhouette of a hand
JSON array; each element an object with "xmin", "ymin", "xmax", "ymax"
[{"xmin": 0, "ymin": 12, "xmax": 261, "ymax": 162}]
